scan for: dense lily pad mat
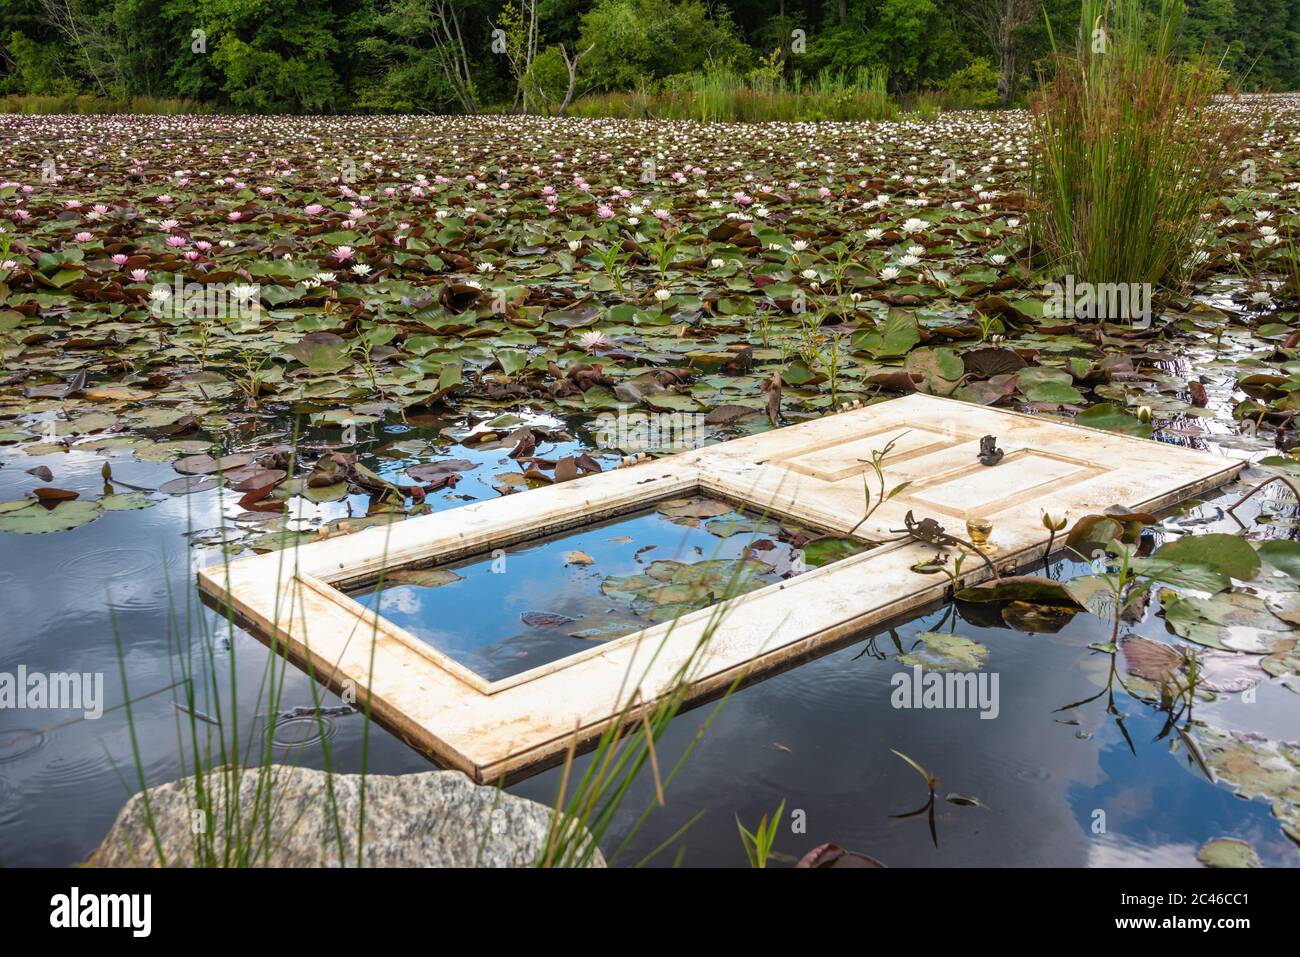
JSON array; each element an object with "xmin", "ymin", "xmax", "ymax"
[{"xmin": 0, "ymin": 104, "xmax": 1298, "ymax": 548}]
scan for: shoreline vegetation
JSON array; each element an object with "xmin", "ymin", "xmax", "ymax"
[
  {"xmin": 0, "ymin": 64, "xmax": 964, "ymax": 121},
  {"xmin": 2, "ymin": 0, "xmax": 1295, "ymax": 121}
]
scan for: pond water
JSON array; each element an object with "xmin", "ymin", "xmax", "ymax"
[
  {"xmin": 1, "ymin": 369, "xmax": 1296, "ymax": 868},
  {"xmin": 348, "ymin": 497, "xmax": 865, "ymax": 681}
]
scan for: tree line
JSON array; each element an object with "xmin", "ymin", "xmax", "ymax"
[{"xmin": 1, "ymin": 0, "xmax": 1296, "ymax": 113}]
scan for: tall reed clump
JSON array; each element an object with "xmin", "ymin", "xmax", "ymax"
[{"xmin": 1029, "ymin": 0, "xmax": 1241, "ymax": 297}]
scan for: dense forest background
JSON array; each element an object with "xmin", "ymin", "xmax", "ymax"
[{"xmin": 1, "ymin": 0, "xmax": 1297, "ymax": 113}]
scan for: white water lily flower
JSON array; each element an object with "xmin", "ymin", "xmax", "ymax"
[
  {"xmin": 1041, "ymin": 510, "xmax": 1069, "ymax": 532},
  {"xmin": 653, "ymin": 288, "xmax": 671, "ymax": 302},
  {"xmin": 899, "ymin": 254, "xmax": 920, "ymax": 268},
  {"xmin": 879, "ymin": 266, "xmax": 900, "ymax": 281},
  {"xmin": 710, "ymin": 258, "xmax": 726, "ymax": 268},
  {"xmin": 902, "ymin": 218, "xmax": 926, "ymax": 235},
  {"xmin": 579, "ymin": 330, "xmax": 610, "ymax": 352}
]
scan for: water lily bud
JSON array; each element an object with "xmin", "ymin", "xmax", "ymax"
[
  {"xmin": 1041, "ymin": 509, "xmax": 1068, "ymax": 532},
  {"xmin": 1136, "ymin": 405, "xmax": 1153, "ymax": 423}
]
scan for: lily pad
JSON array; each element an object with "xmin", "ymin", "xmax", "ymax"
[
  {"xmin": 0, "ymin": 500, "xmax": 102, "ymax": 534},
  {"xmin": 1151, "ymin": 533, "xmax": 1260, "ymax": 582},
  {"xmin": 801, "ymin": 536, "xmax": 868, "ymax": 566},
  {"xmin": 956, "ymin": 575, "xmax": 1081, "ymax": 607},
  {"xmin": 1195, "ymin": 838, "xmax": 1261, "ymax": 869},
  {"xmin": 897, "ymin": 632, "xmax": 989, "ymax": 672},
  {"xmin": 174, "ymin": 452, "xmax": 255, "ymax": 476},
  {"xmin": 100, "ymin": 492, "xmax": 157, "ymax": 511},
  {"xmin": 386, "ymin": 568, "xmax": 463, "ymax": 588},
  {"xmin": 1074, "ymin": 403, "xmax": 1153, "ymax": 437}
]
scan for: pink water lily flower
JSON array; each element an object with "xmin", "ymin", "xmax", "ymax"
[
  {"xmin": 130, "ymin": 269, "xmax": 149, "ymax": 282},
  {"xmin": 75, "ymin": 232, "xmax": 94, "ymax": 242},
  {"xmin": 334, "ymin": 245, "xmax": 355, "ymax": 261}
]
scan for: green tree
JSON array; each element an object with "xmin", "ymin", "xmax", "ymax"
[{"xmin": 578, "ymin": 0, "xmax": 749, "ymax": 90}]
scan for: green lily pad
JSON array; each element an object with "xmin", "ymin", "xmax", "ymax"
[
  {"xmin": 956, "ymin": 575, "xmax": 1081, "ymax": 607},
  {"xmin": 1074, "ymin": 403, "xmax": 1153, "ymax": 437},
  {"xmin": 1257, "ymin": 539, "xmax": 1300, "ymax": 578},
  {"xmin": 801, "ymin": 536, "xmax": 869, "ymax": 566},
  {"xmin": 569, "ymin": 622, "xmax": 641, "ymax": 640},
  {"xmin": 385, "ymin": 568, "xmax": 463, "ymax": 588},
  {"xmin": 1195, "ymin": 838, "xmax": 1261, "ymax": 869},
  {"xmin": 704, "ymin": 516, "xmax": 782, "ymax": 539},
  {"xmin": 897, "ymin": 632, "xmax": 989, "ymax": 672},
  {"xmin": 1152, "ymin": 534, "xmax": 1260, "ymax": 582},
  {"xmin": 854, "ymin": 312, "xmax": 920, "ymax": 358},
  {"xmin": 100, "ymin": 492, "xmax": 157, "ymax": 511},
  {"xmin": 657, "ymin": 497, "xmax": 734, "ymax": 520},
  {"xmin": 1185, "ymin": 723, "xmax": 1300, "ymax": 845},
  {"xmin": 0, "ymin": 500, "xmax": 102, "ymax": 534}
]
